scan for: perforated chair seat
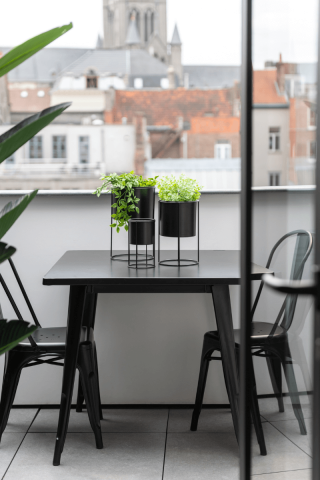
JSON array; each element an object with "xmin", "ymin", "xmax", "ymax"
[
  {"xmin": 18, "ymin": 326, "xmax": 88, "ymax": 348},
  {"xmin": 207, "ymin": 322, "xmax": 287, "ymax": 345}
]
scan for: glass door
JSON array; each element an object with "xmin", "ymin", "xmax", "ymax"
[{"xmin": 240, "ymin": 0, "xmax": 319, "ymax": 478}]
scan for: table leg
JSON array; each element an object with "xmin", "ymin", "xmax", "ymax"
[
  {"xmin": 76, "ymin": 292, "xmax": 98, "ymax": 413},
  {"xmin": 211, "ymin": 285, "xmax": 239, "ymax": 440},
  {"xmin": 53, "ymin": 285, "xmax": 87, "ymax": 466}
]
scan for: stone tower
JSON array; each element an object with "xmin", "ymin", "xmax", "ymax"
[
  {"xmin": 170, "ymin": 24, "xmax": 182, "ymax": 85},
  {"xmin": 103, "ymin": 0, "xmax": 167, "ymax": 61}
]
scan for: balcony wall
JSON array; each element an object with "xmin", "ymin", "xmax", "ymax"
[{"xmin": 0, "ymin": 189, "xmax": 314, "ymax": 405}]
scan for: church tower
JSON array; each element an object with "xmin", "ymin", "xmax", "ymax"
[{"xmin": 103, "ymin": 0, "xmax": 167, "ymax": 61}]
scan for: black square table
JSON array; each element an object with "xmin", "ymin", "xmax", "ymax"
[{"xmin": 43, "ymin": 250, "xmax": 271, "ymax": 465}]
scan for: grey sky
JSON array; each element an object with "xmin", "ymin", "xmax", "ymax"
[{"xmin": 0, "ymin": 0, "xmax": 318, "ymax": 68}]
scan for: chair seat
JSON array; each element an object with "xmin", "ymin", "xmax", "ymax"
[
  {"xmin": 19, "ymin": 326, "xmax": 88, "ymax": 348},
  {"xmin": 207, "ymin": 322, "xmax": 286, "ymax": 345}
]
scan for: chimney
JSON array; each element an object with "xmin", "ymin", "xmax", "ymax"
[
  {"xmin": 133, "ymin": 113, "xmax": 147, "ymax": 175},
  {"xmin": 167, "ymin": 66, "xmax": 175, "ymax": 89},
  {"xmin": 276, "ymin": 52, "xmax": 286, "ymax": 94}
]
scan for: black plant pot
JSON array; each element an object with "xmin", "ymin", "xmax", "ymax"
[
  {"xmin": 111, "ymin": 186, "xmax": 155, "ymax": 219},
  {"xmin": 159, "ymin": 201, "xmax": 197, "ymax": 238},
  {"xmin": 129, "ymin": 219, "xmax": 155, "ymax": 245}
]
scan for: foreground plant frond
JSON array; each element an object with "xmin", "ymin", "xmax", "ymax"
[
  {"xmin": 0, "ymin": 320, "xmax": 37, "ymax": 356},
  {"xmin": 0, "ymin": 23, "xmax": 73, "ymax": 77}
]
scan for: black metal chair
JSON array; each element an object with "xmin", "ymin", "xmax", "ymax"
[
  {"xmin": 190, "ymin": 230, "xmax": 313, "ymax": 454},
  {"xmin": 0, "ymin": 258, "xmax": 103, "ymax": 450}
]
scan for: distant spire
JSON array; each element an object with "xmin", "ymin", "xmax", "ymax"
[
  {"xmin": 126, "ymin": 14, "xmax": 141, "ymax": 45},
  {"xmin": 171, "ymin": 24, "xmax": 182, "ymax": 46},
  {"xmin": 96, "ymin": 34, "xmax": 103, "ymax": 49}
]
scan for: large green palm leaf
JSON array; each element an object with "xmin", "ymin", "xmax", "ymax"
[
  {"xmin": 0, "ymin": 320, "xmax": 37, "ymax": 355},
  {"xmin": 0, "ymin": 190, "xmax": 38, "ymax": 240},
  {"xmin": 0, "ymin": 23, "xmax": 73, "ymax": 78},
  {"xmin": 0, "ymin": 103, "xmax": 71, "ymax": 164},
  {"xmin": 0, "ymin": 242, "xmax": 16, "ymax": 264}
]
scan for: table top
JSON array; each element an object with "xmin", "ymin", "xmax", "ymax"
[{"xmin": 43, "ymin": 251, "xmax": 271, "ymax": 290}]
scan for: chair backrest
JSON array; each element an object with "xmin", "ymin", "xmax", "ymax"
[
  {"xmin": 0, "ymin": 258, "xmax": 41, "ymax": 347},
  {"xmin": 251, "ymin": 230, "xmax": 313, "ymax": 336}
]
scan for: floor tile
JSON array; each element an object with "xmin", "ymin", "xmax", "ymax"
[
  {"xmin": 270, "ymin": 418, "xmax": 311, "ymax": 455},
  {"xmin": 167, "ymin": 408, "xmax": 266, "ymax": 434},
  {"xmin": 30, "ymin": 408, "xmax": 168, "ymax": 433},
  {"xmin": 259, "ymin": 396, "xmax": 312, "ymax": 422},
  {"xmin": 0, "ymin": 433, "xmax": 25, "ymax": 478},
  {"xmin": 4, "ymin": 432, "xmax": 165, "ymax": 480},
  {"xmin": 164, "ymin": 432, "xmax": 240, "ymax": 480},
  {"xmin": 5, "ymin": 409, "xmax": 38, "ymax": 433},
  {"xmin": 164, "ymin": 423, "xmax": 310, "ymax": 479},
  {"xmin": 251, "ymin": 469, "xmax": 311, "ymax": 479},
  {"xmin": 251, "ymin": 423, "xmax": 311, "ymax": 475}
]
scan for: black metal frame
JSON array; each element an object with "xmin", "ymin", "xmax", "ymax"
[
  {"xmin": 128, "ymin": 219, "xmax": 155, "ymax": 269},
  {"xmin": 0, "ymin": 260, "xmax": 103, "ymax": 466},
  {"xmin": 240, "ymin": 0, "xmax": 253, "ymax": 476},
  {"xmin": 158, "ymin": 200, "xmax": 200, "ymax": 267},
  {"xmin": 110, "ymin": 219, "xmax": 153, "ymax": 263}
]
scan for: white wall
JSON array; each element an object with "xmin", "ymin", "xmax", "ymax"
[{"xmin": 0, "ymin": 190, "xmax": 314, "ymax": 405}]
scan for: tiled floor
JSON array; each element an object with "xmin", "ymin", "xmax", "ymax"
[{"xmin": 0, "ymin": 398, "xmax": 312, "ymax": 479}]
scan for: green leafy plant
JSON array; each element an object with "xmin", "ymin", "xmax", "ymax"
[
  {"xmin": 157, "ymin": 174, "xmax": 202, "ymax": 202},
  {"xmin": 0, "ymin": 23, "xmax": 73, "ymax": 351},
  {"xmin": 94, "ymin": 172, "xmax": 158, "ymax": 232},
  {"xmin": 0, "ymin": 320, "xmax": 38, "ymax": 355}
]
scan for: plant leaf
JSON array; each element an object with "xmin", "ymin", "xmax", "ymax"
[
  {"xmin": 0, "ymin": 242, "xmax": 16, "ymax": 265},
  {"xmin": 0, "ymin": 103, "xmax": 71, "ymax": 164},
  {"xmin": 0, "ymin": 320, "xmax": 37, "ymax": 355},
  {"xmin": 0, "ymin": 23, "xmax": 73, "ymax": 77},
  {"xmin": 0, "ymin": 190, "xmax": 38, "ymax": 240}
]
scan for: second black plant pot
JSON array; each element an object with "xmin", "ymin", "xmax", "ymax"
[
  {"xmin": 129, "ymin": 219, "xmax": 155, "ymax": 245},
  {"xmin": 112, "ymin": 186, "xmax": 155, "ymax": 219},
  {"xmin": 159, "ymin": 201, "xmax": 197, "ymax": 237}
]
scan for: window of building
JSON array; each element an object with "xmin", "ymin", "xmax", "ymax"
[
  {"xmin": 79, "ymin": 136, "xmax": 89, "ymax": 163},
  {"xmin": 29, "ymin": 136, "xmax": 43, "ymax": 159},
  {"xmin": 215, "ymin": 142, "xmax": 231, "ymax": 159},
  {"xmin": 86, "ymin": 76, "xmax": 98, "ymax": 89},
  {"xmin": 134, "ymin": 78, "xmax": 143, "ymax": 89},
  {"xmin": 309, "ymin": 108, "xmax": 316, "ymax": 128},
  {"xmin": 269, "ymin": 127, "xmax": 280, "ymax": 152},
  {"xmin": 269, "ymin": 172, "xmax": 280, "ymax": 186},
  {"xmin": 310, "ymin": 140, "xmax": 317, "ymax": 158},
  {"xmin": 52, "ymin": 136, "xmax": 67, "ymax": 159}
]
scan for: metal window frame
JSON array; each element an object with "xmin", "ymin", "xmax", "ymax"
[
  {"xmin": 241, "ymin": 0, "xmax": 320, "ymax": 478},
  {"xmin": 240, "ymin": 0, "xmax": 253, "ymax": 476}
]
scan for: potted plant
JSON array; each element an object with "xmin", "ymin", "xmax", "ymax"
[
  {"xmin": 157, "ymin": 174, "xmax": 202, "ymax": 237},
  {"xmin": 94, "ymin": 172, "xmax": 158, "ymax": 232}
]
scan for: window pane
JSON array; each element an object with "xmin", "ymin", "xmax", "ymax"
[
  {"xmin": 53, "ymin": 136, "xmax": 67, "ymax": 159},
  {"xmin": 79, "ymin": 136, "xmax": 89, "ymax": 163}
]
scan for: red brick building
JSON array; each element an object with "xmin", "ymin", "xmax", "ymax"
[{"xmin": 104, "ymin": 87, "xmax": 240, "ymax": 162}]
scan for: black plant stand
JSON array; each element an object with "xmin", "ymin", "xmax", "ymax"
[
  {"xmin": 158, "ymin": 200, "xmax": 200, "ymax": 267},
  {"xmin": 110, "ymin": 187, "xmax": 155, "ymax": 262},
  {"xmin": 128, "ymin": 219, "xmax": 155, "ymax": 269}
]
